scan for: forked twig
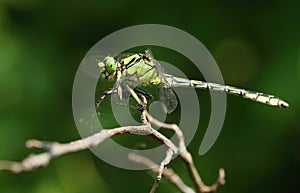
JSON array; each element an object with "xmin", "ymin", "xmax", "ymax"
[
  {"xmin": 149, "ymin": 148, "xmax": 174, "ymax": 193},
  {"xmin": 144, "ymin": 111, "xmax": 225, "ymax": 192},
  {"xmin": 128, "ymin": 153, "xmax": 196, "ymax": 193}
]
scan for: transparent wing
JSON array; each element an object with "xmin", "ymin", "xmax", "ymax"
[
  {"xmin": 145, "ymin": 50, "xmax": 178, "ymax": 113},
  {"xmin": 159, "ymin": 87, "xmax": 178, "ymax": 114},
  {"xmin": 111, "ymin": 67, "xmax": 143, "ymax": 109},
  {"xmin": 111, "ymin": 77, "xmax": 134, "ymax": 107}
]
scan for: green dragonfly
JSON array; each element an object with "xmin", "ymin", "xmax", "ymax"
[{"xmin": 97, "ymin": 50, "xmax": 289, "ymax": 113}]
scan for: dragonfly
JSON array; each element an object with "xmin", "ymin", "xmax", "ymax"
[{"xmin": 97, "ymin": 50, "xmax": 289, "ymax": 113}]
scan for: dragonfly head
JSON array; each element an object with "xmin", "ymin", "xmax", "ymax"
[{"xmin": 98, "ymin": 56, "xmax": 117, "ymax": 80}]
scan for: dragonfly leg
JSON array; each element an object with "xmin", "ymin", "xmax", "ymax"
[
  {"xmin": 96, "ymin": 88, "xmax": 115, "ymax": 109},
  {"xmin": 134, "ymin": 88, "xmax": 153, "ymax": 99},
  {"xmin": 136, "ymin": 93, "xmax": 148, "ymax": 111},
  {"xmin": 98, "ymin": 86, "xmax": 147, "ymax": 112},
  {"xmin": 114, "ymin": 101, "xmax": 141, "ymax": 111},
  {"xmin": 136, "ymin": 92, "xmax": 149, "ymax": 124},
  {"xmin": 101, "ymin": 88, "xmax": 115, "ymax": 99},
  {"xmin": 127, "ymin": 85, "xmax": 147, "ymax": 112}
]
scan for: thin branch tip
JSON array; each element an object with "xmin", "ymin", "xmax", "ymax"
[{"xmin": 218, "ymin": 168, "xmax": 226, "ymax": 185}]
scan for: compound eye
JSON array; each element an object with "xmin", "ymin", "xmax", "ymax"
[{"xmin": 105, "ymin": 57, "xmax": 116, "ymax": 73}]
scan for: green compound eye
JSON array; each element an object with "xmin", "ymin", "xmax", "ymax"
[{"xmin": 105, "ymin": 56, "xmax": 116, "ymax": 73}]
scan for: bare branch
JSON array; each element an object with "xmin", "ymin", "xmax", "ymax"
[
  {"xmin": 0, "ymin": 125, "xmax": 176, "ymax": 173},
  {"xmin": 128, "ymin": 153, "xmax": 196, "ymax": 193},
  {"xmin": 0, "ymin": 109, "xmax": 225, "ymax": 193},
  {"xmin": 145, "ymin": 111, "xmax": 225, "ymax": 192},
  {"xmin": 180, "ymin": 151, "xmax": 225, "ymax": 192},
  {"xmin": 145, "ymin": 111, "xmax": 185, "ymax": 151},
  {"xmin": 150, "ymin": 148, "xmax": 174, "ymax": 193}
]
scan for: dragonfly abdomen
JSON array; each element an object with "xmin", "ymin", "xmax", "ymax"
[{"xmin": 167, "ymin": 75, "xmax": 289, "ymax": 108}]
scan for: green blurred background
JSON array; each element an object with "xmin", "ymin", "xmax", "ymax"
[{"xmin": 0, "ymin": 0, "xmax": 299, "ymax": 193}]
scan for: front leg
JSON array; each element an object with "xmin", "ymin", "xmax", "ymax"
[
  {"xmin": 127, "ymin": 85, "xmax": 147, "ymax": 112},
  {"xmin": 96, "ymin": 88, "xmax": 115, "ymax": 109},
  {"xmin": 127, "ymin": 86, "xmax": 150, "ymax": 124},
  {"xmin": 101, "ymin": 88, "xmax": 115, "ymax": 100},
  {"xmin": 134, "ymin": 88, "xmax": 153, "ymax": 100}
]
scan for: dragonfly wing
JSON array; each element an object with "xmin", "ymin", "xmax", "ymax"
[
  {"xmin": 111, "ymin": 69, "xmax": 143, "ymax": 109},
  {"xmin": 146, "ymin": 52, "xmax": 178, "ymax": 114},
  {"xmin": 159, "ymin": 86, "xmax": 178, "ymax": 114},
  {"xmin": 111, "ymin": 78, "xmax": 130, "ymax": 108}
]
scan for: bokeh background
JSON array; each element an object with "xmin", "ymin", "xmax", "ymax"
[{"xmin": 0, "ymin": 0, "xmax": 299, "ymax": 193}]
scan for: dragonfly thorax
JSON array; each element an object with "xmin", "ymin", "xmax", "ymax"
[{"xmin": 118, "ymin": 53, "xmax": 162, "ymax": 86}]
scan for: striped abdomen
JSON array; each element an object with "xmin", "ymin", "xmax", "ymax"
[{"xmin": 163, "ymin": 74, "xmax": 289, "ymax": 108}]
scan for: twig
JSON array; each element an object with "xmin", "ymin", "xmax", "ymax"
[
  {"xmin": 0, "ymin": 125, "xmax": 176, "ymax": 173},
  {"xmin": 181, "ymin": 151, "xmax": 225, "ymax": 192},
  {"xmin": 137, "ymin": 96, "xmax": 180, "ymax": 193},
  {"xmin": 145, "ymin": 111, "xmax": 225, "ymax": 192},
  {"xmin": 150, "ymin": 148, "xmax": 174, "ymax": 193},
  {"xmin": 145, "ymin": 111, "xmax": 185, "ymax": 151},
  {"xmin": 128, "ymin": 153, "xmax": 196, "ymax": 193}
]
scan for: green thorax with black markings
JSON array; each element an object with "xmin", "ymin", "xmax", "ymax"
[{"xmin": 98, "ymin": 53, "xmax": 162, "ymax": 85}]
